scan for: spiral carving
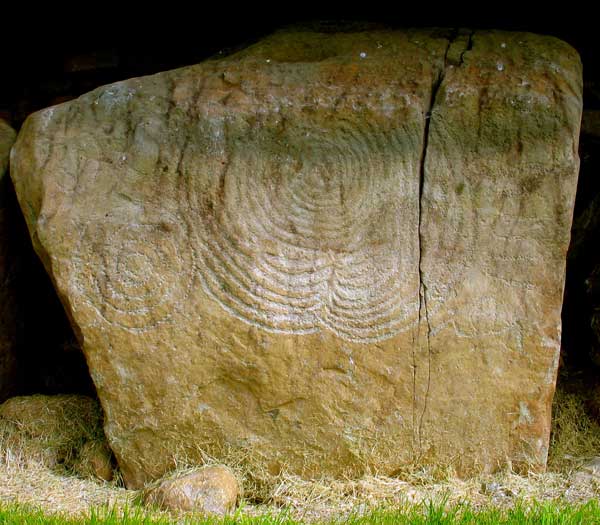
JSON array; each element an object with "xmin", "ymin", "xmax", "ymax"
[{"xmin": 71, "ymin": 213, "xmax": 195, "ymax": 332}]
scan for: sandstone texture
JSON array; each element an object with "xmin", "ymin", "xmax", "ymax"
[
  {"xmin": 0, "ymin": 120, "xmax": 18, "ymax": 402},
  {"xmin": 10, "ymin": 28, "xmax": 582, "ymax": 487},
  {"xmin": 143, "ymin": 466, "xmax": 239, "ymax": 514}
]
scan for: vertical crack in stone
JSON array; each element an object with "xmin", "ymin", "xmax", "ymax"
[
  {"xmin": 415, "ymin": 29, "xmax": 474, "ymax": 454},
  {"xmin": 458, "ymin": 30, "xmax": 475, "ymax": 66},
  {"xmin": 415, "ymin": 57, "xmax": 442, "ymax": 454}
]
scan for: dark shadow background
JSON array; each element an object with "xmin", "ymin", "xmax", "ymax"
[
  {"xmin": 3, "ymin": 7, "xmax": 599, "ymax": 122},
  {"xmin": 1, "ymin": 7, "xmax": 598, "ymax": 400}
]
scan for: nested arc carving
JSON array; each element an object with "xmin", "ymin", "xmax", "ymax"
[
  {"xmin": 185, "ymin": 118, "xmax": 421, "ymax": 343},
  {"xmin": 69, "ymin": 117, "xmax": 423, "ymax": 342}
]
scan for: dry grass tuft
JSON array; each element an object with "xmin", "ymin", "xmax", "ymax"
[
  {"xmin": 548, "ymin": 384, "xmax": 600, "ymax": 472},
  {"xmin": 0, "ymin": 394, "xmax": 105, "ymax": 470},
  {"xmin": 0, "ymin": 462, "xmax": 132, "ymax": 516},
  {"xmin": 0, "ymin": 394, "xmax": 106, "ymax": 471},
  {"xmin": 0, "ymin": 394, "xmax": 129, "ymax": 516}
]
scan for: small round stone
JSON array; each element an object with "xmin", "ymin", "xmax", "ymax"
[{"xmin": 143, "ymin": 465, "xmax": 240, "ymax": 515}]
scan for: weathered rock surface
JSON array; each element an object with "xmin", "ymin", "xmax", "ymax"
[
  {"xmin": 418, "ymin": 31, "xmax": 582, "ymax": 470},
  {"xmin": 0, "ymin": 120, "xmax": 18, "ymax": 402},
  {"xmin": 143, "ymin": 466, "xmax": 239, "ymax": 514},
  {"xmin": 10, "ymin": 28, "xmax": 582, "ymax": 487}
]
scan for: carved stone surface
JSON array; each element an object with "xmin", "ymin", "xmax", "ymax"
[
  {"xmin": 0, "ymin": 119, "xmax": 18, "ymax": 402},
  {"xmin": 418, "ymin": 31, "xmax": 583, "ymax": 472},
  {"xmin": 10, "ymin": 28, "xmax": 582, "ymax": 487}
]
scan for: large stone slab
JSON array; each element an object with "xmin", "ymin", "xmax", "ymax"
[
  {"xmin": 0, "ymin": 119, "xmax": 18, "ymax": 402},
  {"xmin": 10, "ymin": 28, "xmax": 582, "ymax": 487}
]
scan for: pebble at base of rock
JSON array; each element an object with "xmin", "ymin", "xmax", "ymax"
[{"xmin": 143, "ymin": 466, "xmax": 240, "ymax": 515}]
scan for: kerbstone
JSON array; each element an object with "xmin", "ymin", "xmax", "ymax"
[{"xmin": 10, "ymin": 28, "xmax": 582, "ymax": 487}]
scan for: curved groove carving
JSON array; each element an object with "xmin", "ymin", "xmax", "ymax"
[
  {"xmin": 188, "ymin": 118, "xmax": 420, "ymax": 343},
  {"xmin": 72, "ymin": 213, "xmax": 196, "ymax": 332}
]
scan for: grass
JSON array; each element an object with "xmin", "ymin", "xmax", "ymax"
[{"xmin": 2, "ymin": 500, "xmax": 600, "ymax": 525}]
